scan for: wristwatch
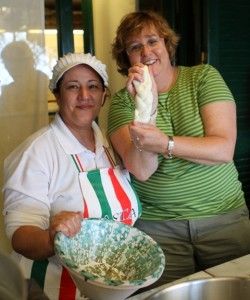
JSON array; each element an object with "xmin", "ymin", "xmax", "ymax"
[{"xmin": 167, "ymin": 136, "xmax": 174, "ymax": 159}]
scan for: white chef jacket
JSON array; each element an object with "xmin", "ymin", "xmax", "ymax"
[{"xmin": 3, "ymin": 113, "xmax": 113, "ymax": 239}]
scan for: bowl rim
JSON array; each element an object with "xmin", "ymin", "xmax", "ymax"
[
  {"xmin": 54, "ymin": 218, "xmax": 165, "ymax": 287},
  {"xmin": 147, "ymin": 276, "xmax": 250, "ymax": 299}
]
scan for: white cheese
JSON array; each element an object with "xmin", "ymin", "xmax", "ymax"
[{"xmin": 133, "ymin": 65, "xmax": 153, "ymax": 123}]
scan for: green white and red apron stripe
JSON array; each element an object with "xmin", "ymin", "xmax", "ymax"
[
  {"xmin": 20, "ymin": 257, "xmax": 78, "ymax": 300},
  {"xmin": 86, "ymin": 170, "xmax": 113, "ymax": 218},
  {"xmin": 105, "ymin": 167, "xmax": 141, "ymax": 223},
  {"xmin": 58, "ymin": 267, "xmax": 76, "ymax": 300},
  {"xmin": 79, "ymin": 170, "xmax": 103, "ymax": 218},
  {"xmin": 44, "ymin": 261, "xmax": 62, "ymax": 299},
  {"xmin": 79, "ymin": 167, "xmax": 140, "ymax": 225},
  {"xmin": 31, "ymin": 259, "xmax": 49, "ymax": 289},
  {"xmin": 71, "ymin": 155, "xmax": 83, "ymax": 173},
  {"xmin": 72, "ymin": 150, "xmax": 141, "ymax": 225},
  {"xmin": 108, "ymin": 168, "xmax": 132, "ymax": 225},
  {"xmin": 82, "ymin": 197, "xmax": 89, "ymax": 218},
  {"xmin": 71, "ymin": 147, "xmax": 116, "ymax": 172},
  {"xmin": 94, "ymin": 168, "xmax": 128, "ymax": 220}
]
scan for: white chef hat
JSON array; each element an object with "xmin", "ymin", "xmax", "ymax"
[{"xmin": 49, "ymin": 52, "xmax": 108, "ymax": 91}]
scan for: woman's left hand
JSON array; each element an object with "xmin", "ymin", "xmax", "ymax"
[{"xmin": 129, "ymin": 121, "xmax": 167, "ymax": 154}]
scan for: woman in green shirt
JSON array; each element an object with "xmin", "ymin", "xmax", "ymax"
[{"xmin": 108, "ymin": 10, "xmax": 250, "ymax": 286}]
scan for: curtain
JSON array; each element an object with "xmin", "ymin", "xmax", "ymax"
[{"xmin": 0, "ymin": 0, "xmax": 48, "ymax": 252}]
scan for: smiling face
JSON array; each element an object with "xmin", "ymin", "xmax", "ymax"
[
  {"xmin": 55, "ymin": 64, "xmax": 106, "ymax": 131},
  {"xmin": 126, "ymin": 25, "xmax": 172, "ymax": 80}
]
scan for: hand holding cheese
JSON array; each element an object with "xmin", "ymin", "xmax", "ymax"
[{"xmin": 133, "ymin": 65, "xmax": 154, "ymax": 123}]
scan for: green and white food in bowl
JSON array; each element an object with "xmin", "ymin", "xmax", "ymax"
[{"xmin": 54, "ymin": 218, "xmax": 165, "ymax": 300}]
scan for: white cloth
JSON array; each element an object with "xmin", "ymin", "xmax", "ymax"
[
  {"xmin": 133, "ymin": 65, "xmax": 154, "ymax": 123},
  {"xmin": 3, "ymin": 113, "xmax": 112, "ymax": 239}
]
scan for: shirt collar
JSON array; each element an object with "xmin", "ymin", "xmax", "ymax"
[{"xmin": 50, "ymin": 113, "xmax": 109, "ymax": 154}]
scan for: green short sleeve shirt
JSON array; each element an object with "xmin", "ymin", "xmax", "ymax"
[{"xmin": 108, "ymin": 64, "xmax": 245, "ymax": 220}]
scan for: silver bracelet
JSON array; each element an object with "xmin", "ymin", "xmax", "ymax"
[{"xmin": 167, "ymin": 136, "xmax": 174, "ymax": 159}]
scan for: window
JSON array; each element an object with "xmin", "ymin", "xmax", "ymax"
[{"xmin": 44, "ymin": 0, "xmax": 84, "ymax": 116}]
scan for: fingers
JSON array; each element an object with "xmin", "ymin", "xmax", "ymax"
[
  {"xmin": 50, "ymin": 211, "xmax": 82, "ymax": 240},
  {"xmin": 126, "ymin": 76, "xmax": 135, "ymax": 96},
  {"xmin": 131, "ymin": 135, "xmax": 143, "ymax": 152},
  {"xmin": 59, "ymin": 214, "xmax": 82, "ymax": 237},
  {"xmin": 129, "ymin": 123, "xmax": 148, "ymax": 152},
  {"xmin": 126, "ymin": 64, "xmax": 145, "ymax": 96},
  {"xmin": 129, "ymin": 121, "xmax": 162, "ymax": 153},
  {"xmin": 128, "ymin": 65, "xmax": 144, "ymax": 82}
]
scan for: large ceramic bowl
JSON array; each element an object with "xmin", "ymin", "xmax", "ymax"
[{"xmin": 54, "ymin": 218, "xmax": 165, "ymax": 300}]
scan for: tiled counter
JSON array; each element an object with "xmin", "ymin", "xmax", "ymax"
[{"xmin": 128, "ymin": 254, "xmax": 250, "ymax": 299}]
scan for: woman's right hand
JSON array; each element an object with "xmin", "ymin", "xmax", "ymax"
[
  {"xmin": 11, "ymin": 215, "xmax": 83, "ymax": 260},
  {"xmin": 126, "ymin": 63, "xmax": 158, "ymax": 117},
  {"xmin": 126, "ymin": 63, "xmax": 145, "ymax": 97},
  {"xmin": 49, "ymin": 211, "xmax": 82, "ymax": 243}
]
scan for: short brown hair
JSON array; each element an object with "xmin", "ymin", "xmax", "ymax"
[{"xmin": 112, "ymin": 11, "xmax": 180, "ymax": 76}]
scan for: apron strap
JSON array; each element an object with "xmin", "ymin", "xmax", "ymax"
[
  {"xmin": 71, "ymin": 154, "xmax": 84, "ymax": 172},
  {"xmin": 70, "ymin": 146, "xmax": 116, "ymax": 172},
  {"xmin": 103, "ymin": 146, "xmax": 116, "ymax": 168}
]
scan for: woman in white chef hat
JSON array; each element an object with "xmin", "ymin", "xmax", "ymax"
[{"xmin": 3, "ymin": 52, "xmax": 141, "ymax": 299}]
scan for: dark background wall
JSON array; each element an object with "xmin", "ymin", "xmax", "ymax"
[
  {"xmin": 206, "ymin": 0, "xmax": 250, "ymax": 209},
  {"xmin": 139, "ymin": 0, "xmax": 250, "ymax": 209}
]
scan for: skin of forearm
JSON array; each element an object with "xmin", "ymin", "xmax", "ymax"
[
  {"xmin": 163, "ymin": 135, "xmax": 235, "ymax": 165},
  {"xmin": 123, "ymin": 141, "xmax": 158, "ymax": 181},
  {"xmin": 12, "ymin": 226, "xmax": 54, "ymax": 260},
  {"xmin": 110, "ymin": 126, "xmax": 159, "ymax": 180}
]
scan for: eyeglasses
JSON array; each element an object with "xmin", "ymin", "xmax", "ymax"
[{"xmin": 126, "ymin": 37, "xmax": 162, "ymax": 56}]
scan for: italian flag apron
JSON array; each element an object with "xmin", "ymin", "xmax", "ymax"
[
  {"xmin": 18, "ymin": 147, "xmax": 141, "ymax": 299},
  {"xmin": 73, "ymin": 147, "xmax": 141, "ymax": 225}
]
